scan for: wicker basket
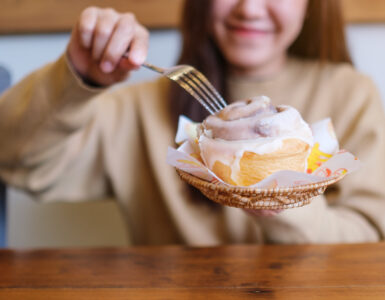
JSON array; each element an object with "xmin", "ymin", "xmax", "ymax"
[{"xmin": 177, "ymin": 169, "xmax": 345, "ymax": 209}]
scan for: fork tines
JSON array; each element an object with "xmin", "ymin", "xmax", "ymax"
[{"xmin": 175, "ymin": 68, "xmax": 227, "ymax": 115}]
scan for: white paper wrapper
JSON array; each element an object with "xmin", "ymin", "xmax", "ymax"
[{"xmin": 167, "ymin": 116, "xmax": 361, "ymax": 189}]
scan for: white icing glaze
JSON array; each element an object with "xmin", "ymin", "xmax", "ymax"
[
  {"xmin": 202, "ymin": 96, "xmax": 313, "ymax": 143},
  {"xmin": 197, "ymin": 96, "xmax": 314, "ymax": 182}
]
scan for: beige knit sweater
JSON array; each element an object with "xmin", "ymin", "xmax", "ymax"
[{"xmin": 0, "ymin": 55, "xmax": 384, "ymax": 245}]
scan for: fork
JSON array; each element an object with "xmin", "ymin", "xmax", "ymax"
[{"xmin": 142, "ymin": 62, "xmax": 227, "ymax": 115}]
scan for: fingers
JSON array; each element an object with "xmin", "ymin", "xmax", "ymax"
[
  {"xmin": 100, "ymin": 14, "xmax": 148, "ymax": 73},
  {"xmin": 92, "ymin": 9, "xmax": 119, "ymax": 63},
  {"xmin": 123, "ymin": 25, "xmax": 149, "ymax": 67},
  {"xmin": 243, "ymin": 208, "xmax": 283, "ymax": 217},
  {"xmin": 73, "ymin": 7, "xmax": 149, "ymax": 77},
  {"xmin": 78, "ymin": 7, "xmax": 98, "ymax": 49}
]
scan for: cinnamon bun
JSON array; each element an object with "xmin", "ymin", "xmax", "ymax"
[{"xmin": 197, "ymin": 96, "xmax": 313, "ymax": 186}]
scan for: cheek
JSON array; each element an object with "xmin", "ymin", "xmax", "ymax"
[
  {"xmin": 211, "ymin": 0, "xmax": 234, "ymax": 49},
  {"xmin": 211, "ymin": 0, "xmax": 237, "ymax": 20},
  {"xmin": 271, "ymin": 0, "xmax": 308, "ymax": 44}
]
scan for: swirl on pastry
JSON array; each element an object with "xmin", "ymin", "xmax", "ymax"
[{"xmin": 197, "ymin": 96, "xmax": 314, "ymax": 186}]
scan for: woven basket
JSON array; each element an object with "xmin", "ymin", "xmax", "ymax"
[{"xmin": 177, "ymin": 169, "xmax": 345, "ymax": 209}]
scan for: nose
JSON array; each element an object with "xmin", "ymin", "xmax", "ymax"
[{"xmin": 234, "ymin": 0, "xmax": 269, "ymax": 19}]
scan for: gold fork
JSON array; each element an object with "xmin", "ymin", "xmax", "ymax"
[{"xmin": 142, "ymin": 62, "xmax": 227, "ymax": 114}]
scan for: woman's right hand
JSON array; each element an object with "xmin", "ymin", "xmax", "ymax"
[{"xmin": 67, "ymin": 7, "xmax": 149, "ymax": 87}]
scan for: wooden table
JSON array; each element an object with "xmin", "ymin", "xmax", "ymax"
[{"xmin": 1, "ymin": 243, "xmax": 385, "ymax": 299}]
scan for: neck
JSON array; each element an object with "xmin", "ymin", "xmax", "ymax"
[{"xmin": 229, "ymin": 55, "xmax": 287, "ymax": 79}]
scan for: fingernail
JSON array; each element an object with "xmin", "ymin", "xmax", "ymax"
[
  {"xmin": 101, "ymin": 61, "xmax": 113, "ymax": 73},
  {"xmin": 131, "ymin": 51, "xmax": 145, "ymax": 65}
]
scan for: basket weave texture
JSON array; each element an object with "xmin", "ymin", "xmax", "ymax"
[{"xmin": 177, "ymin": 169, "xmax": 345, "ymax": 209}]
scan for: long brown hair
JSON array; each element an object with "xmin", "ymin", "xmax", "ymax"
[
  {"xmin": 169, "ymin": 0, "xmax": 352, "ymax": 204},
  {"xmin": 170, "ymin": 0, "xmax": 352, "ymax": 125}
]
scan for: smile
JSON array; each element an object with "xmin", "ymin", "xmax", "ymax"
[{"xmin": 226, "ymin": 23, "xmax": 274, "ymax": 38}]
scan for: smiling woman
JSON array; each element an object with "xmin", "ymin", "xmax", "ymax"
[{"xmin": 0, "ymin": 0, "xmax": 384, "ymax": 247}]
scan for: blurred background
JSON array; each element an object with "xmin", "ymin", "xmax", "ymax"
[{"xmin": 0, "ymin": 0, "xmax": 384, "ymax": 248}]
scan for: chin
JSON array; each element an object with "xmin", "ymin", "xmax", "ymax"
[
  {"xmin": 225, "ymin": 47, "xmax": 281, "ymax": 75},
  {"xmin": 229, "ymin": 57, "xmax": 272, "ymax": 73}
]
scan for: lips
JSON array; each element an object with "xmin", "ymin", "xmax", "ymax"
[{"xmin": 226, "ymin": 23, "xmax": 274, "ymax": 37}]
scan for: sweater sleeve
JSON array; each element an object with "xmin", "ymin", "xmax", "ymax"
[
  {"xmin": 256, "ymin": 75, "xmax": 385, "ymax": 244},
  {"xmin": 0, "ymin": 54, "xmax": 110, "ymax": 202}
]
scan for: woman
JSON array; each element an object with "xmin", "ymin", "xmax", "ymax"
[{"xmin": 0, "ymin": 0, "xmax": 384, "ymax": 245}]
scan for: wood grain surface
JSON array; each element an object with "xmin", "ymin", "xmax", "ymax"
[
  {"xmin": 0, "ymin": 0, "xmax": 384, "ymax": 34},
  {"xmin": 0, "ymin": 243, "xmax": 385, "ymax": 299},
  {"xmin": 0, "ymin": 0, "xmax": 184, "ymax": 33},
  {"xmin": 2, "ymin": 287, "xmax": 385, "ymax": 300}
]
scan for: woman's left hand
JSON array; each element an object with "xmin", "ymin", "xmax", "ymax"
[{"xmin": 243, "ymin": 209, "xmax": 283, "ymax": 217}]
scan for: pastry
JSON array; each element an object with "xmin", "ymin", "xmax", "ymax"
[{"xmin": 197, "ymin": 96, "xmax": 313, "ymax": 186}]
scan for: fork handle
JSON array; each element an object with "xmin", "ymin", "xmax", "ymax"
[
  {"xmin": 122, "ymin": 52, "xmax": 164, "ymax": 74},
  {"xmin": 141, "ymin": 62, "xmax": 165, "ymax": 74}
]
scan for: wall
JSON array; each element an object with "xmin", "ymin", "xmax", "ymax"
[
  {"xmin": 0, "ymin": 25, "xmax": 384, "ymax": 248},
  {"xmin": 346, "ymin": 24, "xmax": 385, "ymax": 99}
]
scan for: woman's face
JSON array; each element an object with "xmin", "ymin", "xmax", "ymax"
[{"xmin": 211, "ymin": 0, "xmax": 308, "ymax": 76}]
